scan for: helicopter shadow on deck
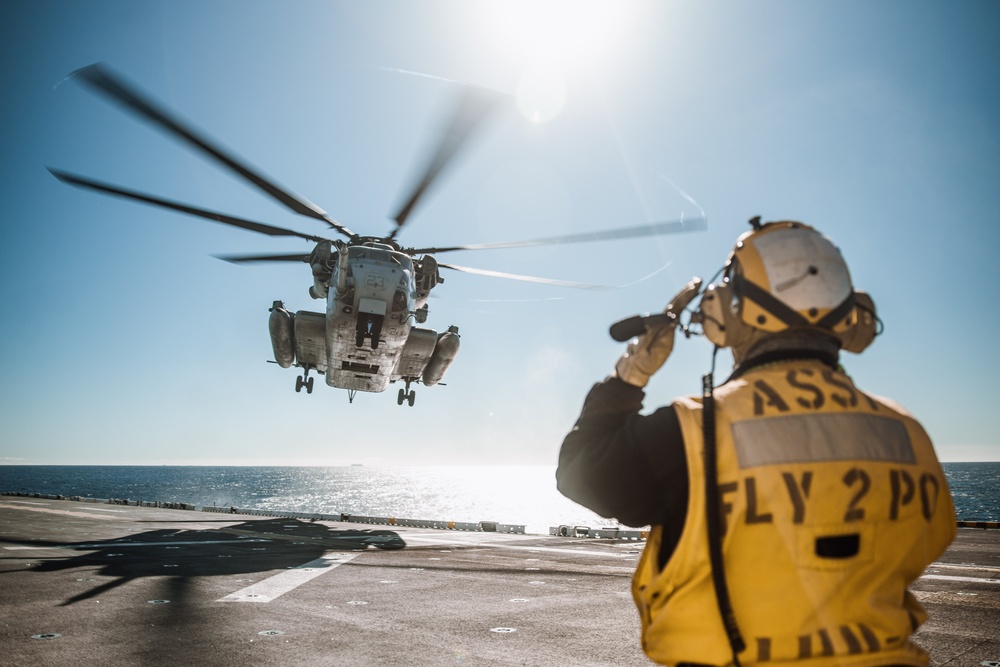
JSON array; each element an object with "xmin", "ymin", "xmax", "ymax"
[{"xmin": 2, "ymin": 517, "xmax": 405, "ymax": 607}]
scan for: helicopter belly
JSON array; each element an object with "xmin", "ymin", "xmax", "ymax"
[{"xmin": 325, "ymin": 308, "xmax": 408, "ymax": 393}]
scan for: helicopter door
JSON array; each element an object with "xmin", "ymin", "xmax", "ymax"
[{"xmin": 357, "ymin": 297, "xmax": 387, "ymax": 349}]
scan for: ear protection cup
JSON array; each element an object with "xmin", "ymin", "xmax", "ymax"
[
  {"xmin": 697, "ymin": 283, "xmax": 733, "ymax": 348},
  {"xmin": 839, "ymin": 290, "xmax": 878, "ymax": 353},
  {"xmin": 697, "ymin": 281, "xmax": 770, "ymax": 355}
]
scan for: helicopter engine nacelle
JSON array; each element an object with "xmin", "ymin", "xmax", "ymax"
[
  {"xmin": 334, "ymin": 248, "xmax": 351, "ymax": 298},
  {"xmin": 309, "ymin": 241, "xmax": 336, "ymax": 300},
  {"xmin": 416, "ymin": 255, "xmax": 439, "ymax": 288},
  {"xmin": 268, "ymin": 301, "xmax": 295, "ymax": 368},
  {"xmin": 422, "ymin": 326, "xmax": 460, "ymax": 387},
  {"xmin": 414, "ymin": 255, "xmax": 441, "ymax": 307}
]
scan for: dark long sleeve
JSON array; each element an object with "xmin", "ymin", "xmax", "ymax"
[{"xmin": 556, "ymin": 376, "xmax": 690, "ymax": 533}]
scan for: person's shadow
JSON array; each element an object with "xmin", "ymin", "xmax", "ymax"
[{"xmin": 2, "ymin": 517, "xmax": 405, "ymax": 606}]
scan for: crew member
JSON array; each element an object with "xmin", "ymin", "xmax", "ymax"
[{"xmin": 557, "ymin": 219, "xmax": 955, "ymax": 667}]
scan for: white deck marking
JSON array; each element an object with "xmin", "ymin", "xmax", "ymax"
[
  {"xmin": 928, "ymin": 562, "xmax": 1000, "ymax": 573},
  {"xmin": 217, "ymin": 552, "xmax": 360, "ymax": 603},
  {"xmin": 402, "ymin": 533, "xmax": 634, "ymax": 558},
  {"xmin": 921, "ymin": 574, "xmax": 1000, "ymax": 584},
  {"xmin": 922, "ymin": 562, "xmax": 1000, "ymax": 583},
  {"xmin": 76, "ymin": 508, "xmax": 125, "ymax": 513},
  {"xmin": 3, "ymin": 501, "xmax": 121, "ymax": 509},
  {"xmin": 0, "ymin": 503, "xmax": 129, "ymax": 521}
]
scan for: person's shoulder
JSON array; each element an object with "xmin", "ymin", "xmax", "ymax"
[{"xmin": 853, "ymin": 389, "xmax": 926, "ymax": 426}]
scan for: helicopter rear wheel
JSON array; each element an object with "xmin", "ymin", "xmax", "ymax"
[{"xmin": 397, "ymin": 386, "xmax": 416, "ymax": 407}]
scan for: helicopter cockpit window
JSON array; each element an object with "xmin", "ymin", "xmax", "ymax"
[
  {"xmin": 350, "ymin": 246, "xmax": 390, "ymax": 263},
  {"xmin": 392, "ymin": 288, "xmax": 408, "ymax": 312}
]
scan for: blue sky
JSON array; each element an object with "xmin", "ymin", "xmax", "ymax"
[{"xmin": 1, "ymin": 0, "xmax": 997, "ymax": 465}]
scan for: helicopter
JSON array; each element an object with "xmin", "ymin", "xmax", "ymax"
[{"xmin": 49, "ymin": 64, "xmax": 705, "ymax": 406}]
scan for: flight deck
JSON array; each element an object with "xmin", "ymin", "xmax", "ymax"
[{"xmin": 1, "ymin": 496, "xmax": 997, "ymax": 666}]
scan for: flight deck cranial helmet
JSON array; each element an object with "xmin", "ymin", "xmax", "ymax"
[{"xmin": 697, "ymin": 219, "xmax": 877, "ymax": 359}]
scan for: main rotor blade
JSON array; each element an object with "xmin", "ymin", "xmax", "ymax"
[
  {"xmin": 412, "ymin": 216, "xmax": 707, "ymax": 254},
  {"xmin": 214, "ymin": 252, "xmax": 311, "ymax": 264},
  {"xmin": 389, "ymin": 86, "xmax": 505, "ymax": 238},
  {"xmin": 49, "ymin": 168, "xmax": 329, "ymax": 242},
  {"xmin": 438, "ymin": 262, "xmax": 613, "ymax": 290},
  {"xmin": 71, "ymin": 63, "xmax": 355, "ymax": 238}
]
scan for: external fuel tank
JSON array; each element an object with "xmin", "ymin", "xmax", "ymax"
[
  {"xmin": 421, "ymin": 326, "xmax": 460, "ymax": 386},
  {"xmin": 268, "ymin": 301, "xmax": 295, "ymax": 368}
]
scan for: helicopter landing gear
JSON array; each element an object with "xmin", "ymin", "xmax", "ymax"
[
  {"xmin": 397, "ymin": 381, "xmax": 416, "ymax": 407},
  {"xmin": 295, "ymin": 368, "xmax": 315, "ymax": 394}
]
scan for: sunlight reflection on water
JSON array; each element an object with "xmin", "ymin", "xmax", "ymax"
[
  {"xmin": 4, "ymin": 463, "xmax": 995, "ymax": 531},
  {"xmin": 0, "ymin": 465, "xmax": 618, "ymax": 534}
]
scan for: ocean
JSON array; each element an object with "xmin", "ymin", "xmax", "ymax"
[{"xmin": 1, "ymin": 462, "xmax": 997, "ymax": 534}]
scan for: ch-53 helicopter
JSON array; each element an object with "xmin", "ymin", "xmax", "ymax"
[{"xmin": 49, "ymin": 64, "xmax": 705, "ymax": 406}]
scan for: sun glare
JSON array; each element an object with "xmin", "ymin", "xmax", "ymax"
[
  {"xmin": 516, "ymin": 64, "xmax": 567, "ymax": 123},
  {"xmin": 481, "ymin": 0, "xmax": 635, "ymax": 123}
]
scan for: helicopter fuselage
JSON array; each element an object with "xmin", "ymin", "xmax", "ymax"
[{"xmin": 326, "ymin": 243, "xmax": 414, "ymax": 393}]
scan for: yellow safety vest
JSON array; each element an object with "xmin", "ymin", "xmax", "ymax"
[{"xmin": 632, "ymin": 359, "xmax": 956, "ymax": 667}]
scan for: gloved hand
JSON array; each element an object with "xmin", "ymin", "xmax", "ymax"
[{"xmin": 614, "ymin": 277, "xmax": 703, "ymax": 387}]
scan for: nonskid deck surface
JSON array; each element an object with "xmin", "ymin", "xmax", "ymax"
[{"xmin": 1, "ymin": 498, "xmax": 997, "ymax": 666}]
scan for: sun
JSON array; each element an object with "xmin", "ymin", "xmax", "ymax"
[{"xmin": 479, "ymin": 0, "xmax": 636, "ymax": 123}]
